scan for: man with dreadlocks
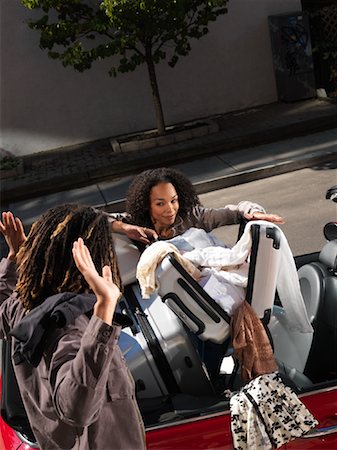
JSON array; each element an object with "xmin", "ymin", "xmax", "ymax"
[{"xmin": 0, "ymin": 205, "xmax": 146, "ymax": 450}]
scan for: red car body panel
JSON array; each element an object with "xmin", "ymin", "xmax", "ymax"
[
  {"xmin": 1, "ymin": 379, "xmax": 337, "ymax": 449},
  {"xmin": 0, "ymin": 417, "xmax": 36, "ymax": 450},
  {"xmin": 145, "ymin": 387, "xmax": 337, "ymax": 450},
  {"xmin": 146, "ymin": 414, "xmax": 233, "ymax": 450}
]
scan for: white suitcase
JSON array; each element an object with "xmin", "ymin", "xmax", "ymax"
[
  {"xmin": 156, "ymin": 223, "xmax": 282, "ymax": 344},
  {"xmin": 247, "ymin": 223, "xmax": 281, "ymax": 323}
]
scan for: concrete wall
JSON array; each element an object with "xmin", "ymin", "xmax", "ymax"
[{"xmin": 1, "ymin": 0, "xmax": 302, "ymax": 156}]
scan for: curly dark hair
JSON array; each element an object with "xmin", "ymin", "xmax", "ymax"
[
  {"xmin": 125, "ymin": 167, "xmax": 201, "ymax": 228},
  {"xmin": 15, "ymin": 204, "xmax": 122, "ymax": 311}
]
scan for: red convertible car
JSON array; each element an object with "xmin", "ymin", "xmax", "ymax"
[{"xmin": 1, "ymin": 187, "xmax": 337, "ymax": 450}]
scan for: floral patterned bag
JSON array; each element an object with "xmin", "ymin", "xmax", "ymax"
[{"xmin": 230, "ymin": 372, "xmax": 318, "ymax": 449}]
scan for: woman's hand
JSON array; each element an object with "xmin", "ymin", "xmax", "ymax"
[
  {"xmin": 0, "ymin": 212, "xmax": 27, "ymax": 261},
  {"xmin": 244, "ymin": 211, "xmax": 285, "ymax": 224},
  {"xmin": 72, "ymin": 238, "xmax": 121, "ymax": 325},
  {"xmin": 112, "ymin": 221, "xmax": 158, "ymax": 244}
]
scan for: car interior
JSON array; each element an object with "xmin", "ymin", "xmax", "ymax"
[
  {"xmin": 130, "ymin": 232, "xmax": 337, "ymax": 428},
  {"xmin": 1, "ymin": 189, "xmax": 337, "ymax": 447}
]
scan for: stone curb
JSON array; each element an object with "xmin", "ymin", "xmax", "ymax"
[
  {"xmin": 110, "ymin": 121, "xmax": 219, "ymax": 153},
  {"xmin": 2, "ymin": 112, "xmax": 337, "ymax": 205}
]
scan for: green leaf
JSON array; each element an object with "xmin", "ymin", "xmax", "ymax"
[{"xmin": 20, "ymin": 0, "xmax": 229, "ymax": 132}]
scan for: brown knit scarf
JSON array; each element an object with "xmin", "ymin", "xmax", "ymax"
[{"xmin": 231, "ymin": 301, "xmax": 277, "ymax": 382}]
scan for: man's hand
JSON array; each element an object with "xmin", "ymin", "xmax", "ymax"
[
  {"xmin": 72, "ymin": 238, "xmax": 121, "ymax": 325},
  {"xmin": 244, "ymin": 211, "xmax": 285, "ymax": 224},
  {"xmin": 0, "ymin": 212, "xmax": 27, "ymax": 261}
]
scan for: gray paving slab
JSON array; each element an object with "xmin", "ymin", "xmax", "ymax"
[
  {"xmin": 217, "ymin": 128, "xmax": 337, "ymax": 170},
  {"xmin": 172, "ymin": 156, "xmax": 233, "ymax": 183},
  {"xmin": 97, "ymin": 176, "xmax": 133, "ymax": 205},
  {"xmin": 217, "ymin": 147, "xmax": 274, "ymax": 172},
  {"xmin": 258, "ymin": 129, "xmax": 337, "ymax": 160},
  {"xmin": 7, "ymin": 184, "xmax": 105, "ymax": 227}
]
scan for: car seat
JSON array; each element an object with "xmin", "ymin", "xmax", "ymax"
[
  {"xmin": 299, "ymin": 240, "xmax": 337, "ymax": 382},
  {"xmin": 269, "ymin": 239, "xmax": 337, "ymax": 388}
]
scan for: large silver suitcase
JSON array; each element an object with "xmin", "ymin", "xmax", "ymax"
[
  {"xmin": 118, "ymin": 287, "xmax": 213, "ymax": 399},
  {"xmin": 156, "ymin": 223, "xmax": 282, "ymax": 344},
  {"xmin": 113, "ymin": 233, "xmax": 213, "ymax": 399}
]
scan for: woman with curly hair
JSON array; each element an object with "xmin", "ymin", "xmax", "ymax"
[
  {"xmin": 110, "ymin": 167, "xmax": 284, "ymax": 246},
  {"xmin": 0, "ymin": 205, "xmax": 145, "ymax": 450}
]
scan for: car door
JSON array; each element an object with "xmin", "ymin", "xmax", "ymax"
[
  {"xmin": 286, "ymin": 386, "xmax": 337, "ymax": 449},
  {"xmin": 146, "ymin": 409, "xmax": 234, "ymax": 450},
  {"xmin": 145, "ymin": 381, "xmax": 337, "ymax": 450}
]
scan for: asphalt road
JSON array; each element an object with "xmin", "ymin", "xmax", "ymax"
[{"xmin": 200, "ymin": 166, "xmax": 337, "ymax": 256}]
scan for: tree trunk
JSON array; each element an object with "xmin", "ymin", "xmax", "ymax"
[{"xmin": 145, "ymin": 49, "xmax": 166, "ymax": 135}]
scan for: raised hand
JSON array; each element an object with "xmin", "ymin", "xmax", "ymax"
[
  {"xmin": 0, "ymin": 212, "xmax": 27, "ymax": 261},
  {"xmin": 72, "ymin": 238, "xmax": 121, "ymax": 325}
]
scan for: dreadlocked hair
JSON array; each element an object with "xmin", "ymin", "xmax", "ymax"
[
  {"xmin": 125, "ymin": 167, "xmax": 201, "ymax": 227},
  {"xmin": 15, "ymin": 204, "xmax": 122, "ymax": 311}
]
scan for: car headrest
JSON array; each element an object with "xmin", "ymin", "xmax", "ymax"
[{"xmin": 319, "ymin": 240, "xmax": 337, "ymax": 271}]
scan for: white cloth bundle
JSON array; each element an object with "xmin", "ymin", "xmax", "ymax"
[
  {"xmin": 136, "ymin": 241, "xmax": 201, "ymax": 299},
  {"xmin": 182, "ymin": 222, "xmax": 313, "ymax": 333},
  {"xmin": 230, "ymin": 372, "xmax": 318, "ymax": 449},
  {"xmin": 136, "ymin": 222, "xmax": 313, "ymax": 333}
]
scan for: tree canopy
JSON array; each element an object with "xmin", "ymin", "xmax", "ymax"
[{"xmin": 21, "ymin": 0, "xmax": 229, "ymax": 134}]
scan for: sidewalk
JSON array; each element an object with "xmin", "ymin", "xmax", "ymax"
[{"xmin": 1, "ymin": 98, "xmax": 337, "ymax": 227}]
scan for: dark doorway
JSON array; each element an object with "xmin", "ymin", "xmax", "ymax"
[{"xmin": 301, "ymin": 0, "xmax": 337, "ymax": 96}]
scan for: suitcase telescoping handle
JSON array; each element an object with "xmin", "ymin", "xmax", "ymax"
[
  {"xmin": 167, "ymin": 254, "xmax": 230, "ymax": 323},
  {"xmin": 162, "ymin": 292, "xmax": 206, "ymax": 335}
]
